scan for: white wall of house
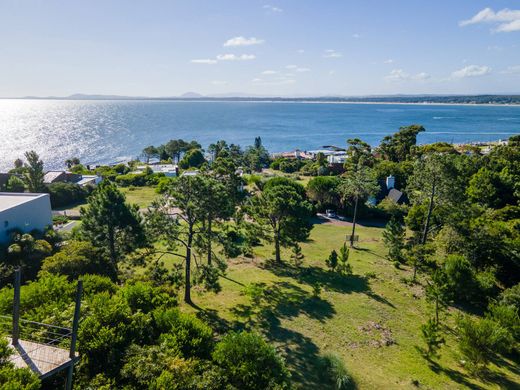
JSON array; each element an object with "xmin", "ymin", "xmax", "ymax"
[{"xmin": 0, "ymin": 193, "xmax": 52, "ymax": 244}]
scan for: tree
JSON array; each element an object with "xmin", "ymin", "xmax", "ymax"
[
  {"xmin": 6, "ymin": 175, "xmax": 25, "ymax": 192},
  {"xmin": 23, "ymin": 151, "xmax": 45, "ymax": 193},
  {"xmin": 345, "ymin": 138, "xmax": 374, "ymax": 171},
  {"xmin": 306, "ymin": 176, "xmax": 341, "ymax": 211},
  {"xmin": 379, "ymin": 124, "xmax": 425, "ymax": 162},
  {"xmin": 326, "ymin": 250, "xmax": 338, "ymax": 271},
  {"xmin": 179, "ymin": 149, "xmax": 206, "ymax": 169},
  {"xmin": 40, "ymin": 240, "xmax": 114, "ymax": 280},
  {"xmin": 212, "ymin": 331, "xmax": 291, "ymax": 390},
  {"xmin": 80, "ymin": 181, "xmax": 146, "ymax": 275},
  {"xmin": 248, "ymin": 179, "xmax": 312, "ymax": 263},
  {"xmin": 290, "ymin": 244, "xmax": 304, "ymax": 268},
  {"xmin": 147, "ymin": 175, "xmax": 214, "ymax": 303},
  {"xmin": 420, "ymin": 318, "xmax": 445, "ymax": 359},
  {"xmin": 339, "ymin": 167, "xmax": 379, "ymax": 247},
  {"xmin": 141, "ymin": 146, "xmax": 158, "ymax": 163},
  {"xmin": 337, "ymin": 242, "xmax": 352, "ymax": 276},
  {"xmin": 382, "ymin": 217, "xmax": 406, "ymax": 263},
  {"xmin": 425, "ymin": 269, "xmax": 450, "ymax": 325},
  {"xmin": 244, "ymin": 137, "xmax": 270, "ymax": 172},
  {"xmin": 0, "ymin": 338, "xmax": 40, "ymax": 389}
]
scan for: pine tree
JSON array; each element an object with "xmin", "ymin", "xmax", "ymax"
[
  {"xmin": 290, "ymin": 243, "xmax": 304, "ymax": 268},
  {"xmin": 382, "ymin": 217, "xmax": 406, "ymax": 263},
  {"xmin": 326, "ymin": 250, "xmax": 338, "ymax": 271},
  {"xmin": 337, "ymin": 243, "xmax": 352, "ymax": 275},
  {"xmin": 23, "ymin": 150, "xmax": 45, "ymax": 193},
  {"xmin": 420, "ymin": 317, "xmax": 445, "ymax": 358}
]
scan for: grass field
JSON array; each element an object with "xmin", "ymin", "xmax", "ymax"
[
  {"xmin": 120, "ymin": 186, "xmax": 159, "ymax": 208},
  {"xmin": 179, "ymin": 221, "xmax": 520, "ymax": 389}
]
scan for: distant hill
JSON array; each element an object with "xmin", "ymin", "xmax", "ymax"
[{"xmin": 180, "ymin": 92, "xmax": 204, "ymax": 98}]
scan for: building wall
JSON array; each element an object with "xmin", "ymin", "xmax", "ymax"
[{"xmin": 0, "ymin": 194, "xmax": 52, "ymax": 244}]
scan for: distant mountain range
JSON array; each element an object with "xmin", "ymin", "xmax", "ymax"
[{"xmin": 7, "ymin": 93, "xmax": 520, "ymax": 105}]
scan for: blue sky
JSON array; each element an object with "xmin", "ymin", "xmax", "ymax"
[{"xmin": 1, "ymin": 0, "xmax": 519, "ymax": 97}]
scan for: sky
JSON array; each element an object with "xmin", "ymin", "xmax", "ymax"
[{"xmin": 1, "ymin": 0, "xmax": 520, "ymax": 97}]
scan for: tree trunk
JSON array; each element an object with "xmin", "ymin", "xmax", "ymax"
[
  {"xmin": 274, "ymin": 227, "xmax": 281, "ymax": 263},
  {"xmin": 184, "ymin": 227, "xmax": 193, "ymax": 304},
  {"xmin": 207, "ymin": 219, "xmax": 212, "ymax": 266},
  {"xmin": 421, "ymin": 180, "xmax": 436, "ymax": 245},
  {"xmin": 350, "ymin": 196, "xmax": 359, "ymax": 248}
]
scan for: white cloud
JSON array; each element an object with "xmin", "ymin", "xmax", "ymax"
[
  {"xmin": 262, "ymin": 70, "xmax": 278, "ymax": 75},
  {"xmin": 263, "ymin": 4, "xmax": 283, "ymax": 13},
  {"xmin": 297, "ymin": 49, "xmax": 305, "ymax": 54},
  {"xmin": 460, "ymin": 8, "xmax": 520, "ymax": 32},
  {"xmin": 324, "ymin": 49, "xmax": 342, "ymax": 58},
  {"xmin": 329, "ymin": 70, "xmax": 336, "ymax": 75},
  {"xmin": 191, "ymin": 59, "xmax": 217, "ymax": 64},
  {"xmin": 501, "ymin": 65, "xmax": 520, "ymax": 74},
  {"xmin": 352, "ymin": 33, "xmax": 361, "ymax": 39},
  {"xmin": 285, "ymin": 64, "xmax": 297, "ymax": 69},
  {"xmin": 223, "ymin": 36, "xmax": 264, "ymax": 47},
  {"xmin": 216, "ymin": 54, "xmax": 256, "ymax": 61},
  {"xmin": 385, "ymin": 69, "xmax": 430, "ymax": 81},
  {"xmin": 451, "ymin": 65, "xmax": 492, "ymax": 78},
  {"xmin": 296, "ymin": 67, "xmax": 310, "ymax": 72},
  {"xmin": 252, "ymin": 77, "xmax": 295, "ymax": 86},
  {"xmin": 384, "ymin": 59, "xmax": 394, "ymax": 64},
  {"xmin": 211, "ymin": 80, "xmax": 228, "ymax": 85}
]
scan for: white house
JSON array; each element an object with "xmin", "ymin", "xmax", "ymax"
[
  {"xmin": 134, "ymin": 164, "xmax": 178, "ymax": 177},
  {"xmin": 76, "ymin": 175, "xmax": 103, "ymax": 187},
  {"xmin": 0, "ymin": 193, "xmax": 52, "ymax": 244}
]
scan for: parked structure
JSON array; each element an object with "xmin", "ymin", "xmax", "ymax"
[{"xmin": 0, "ymin": 193, "xmax": 52, "ymax": 244}]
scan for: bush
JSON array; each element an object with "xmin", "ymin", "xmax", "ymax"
[
  {"xmin": 47, "ymin": 182, "xmax": 88, "ymax": 208},
  {"xmin": 213, "ymin": 331, "xmax": 290, "ymax": 390},
  {"xmin": 456, "ymin": 315, "xmax": 513, "ymax": 374},
  {"xmin": 318, "ymin": 353, "xmax": 354, "ymax": 389},
  {"xmin": 115, "ymin": 173, "xmax": 148, "ymax": 187}
]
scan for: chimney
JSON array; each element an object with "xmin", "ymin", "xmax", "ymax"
[{"xmin": 386, "ymin": 175, "xmax": 395, "ymax": 190}]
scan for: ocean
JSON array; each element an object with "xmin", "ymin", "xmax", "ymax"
[{"xmin": 0, "ymin": 99, "xmax": 519, "ymax": 170}]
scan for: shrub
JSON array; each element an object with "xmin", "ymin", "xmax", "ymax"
[
  {"xmin": 213, "ymin": 331, "xmax": 290, "ymax": 390},
  {"xmin": 47, "ymin": 182, "xmax": 88, "ymax": 208},
  {"xmin": 456, "ymin": 315, "xmax": 513, "ymax": 374},
  {"xmin": 420, "ymin": 317, "xmax": 445, "ymax": 358},
  {"xmin": 115, "ymin": 173, "xmax": 148, "ymax": 187},
  {"xmin": 318, "ymin": 353, "xmax": 353, "ymax": 390}
]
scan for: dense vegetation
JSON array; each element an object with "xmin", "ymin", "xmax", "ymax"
[{"xmin": 0, "ymin": 131, "xmax": 518, "ymax": 388}]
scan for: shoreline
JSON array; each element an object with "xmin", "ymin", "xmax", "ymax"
[{"xmin": 1, "ymin": 98, "xmax": 520, "ymax": 108}]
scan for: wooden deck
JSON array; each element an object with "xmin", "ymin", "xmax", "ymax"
[{"xmin": 6, "ymin": 338, "xmax": 77, "ymax": 379}]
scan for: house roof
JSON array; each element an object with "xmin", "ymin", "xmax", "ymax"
[
  {"xmin": 43, "ymin": 171, "xmax": 66, "ymax": 184},
  {"xmin": 387, "ymin": 188, "xmax": 404, "ymax": 203},
  {"xmin": 0, "ymin": 193, "xmax": 49, "ymax": 212}
]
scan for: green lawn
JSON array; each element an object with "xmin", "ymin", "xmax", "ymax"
[
  {"xmin": 120, "ymin": 186, "xmax": 160, "ymax": 209},
  {"xmin": 179, "ymin": 222, "xmax": 519, "ymax": 389}
]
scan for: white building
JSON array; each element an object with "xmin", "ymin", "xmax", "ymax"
[
  {"xmin": 0, "ymin": 193, "xmax": 52, "ymax": 244},
  {"xmin": 134, "ymin": 164, "xmax": 178, "ymax": 177},
  {"xmin": 76, "ymin": 175, "xmax": 103, "ymax": 187}
]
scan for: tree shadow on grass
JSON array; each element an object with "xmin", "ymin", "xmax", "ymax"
[
  {"xmin": 265, "ymin": 263, "xmax": 396, "ymax": 309},
  {"xmin": 423, "ymin": 357, "xmax": 484, "ymax": 390}
]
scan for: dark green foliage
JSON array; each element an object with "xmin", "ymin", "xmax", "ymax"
[
  {"xmin": 243, "ymin": 137, "xmax": 270, "ymax": 172},
  {"xmin": 213, "ymin": 331, "xmax": 291, "ymax": 389},
  {"xmin": 40, "ymin": 240, "xmax": 114, "ymax": 280},
  {"xmin": 179, "ymin": 149, "xmax": 206, "ymax": 169},
  {"xmin": 382, "ymin": 217, "xmax": 406, "ymax": 263},
  {"xmin": 23, "ymin": 150, "xmax": 45, "ymax": 193},
  {"xmin": 46, "ymin": 182, "xmax": 88, "ymax": 208},
  {"xmin": 456, "ymin": 315, "xmax": 513, "ymax": 374},
  {"xmin": 5, "ymin": 175, "xmax": 25, "ymax": 192},
  {"xmin": 317, "ymin": 353, "xmax": 354, "ymax": 390},
  {"xmin": 337, "ymin": 243, "xmax": 352, "ymax": 276},
  {"xmin": 326, "ymin": 250, "xmax": 338, "ymax": 271},
  {"xmin": 0, "ymin": 338, "xmax": 40, "ymax": 389},
  {"xmin": 80, "ymin": 181, "xmax": 146, "ymax": 274},
  {"xmin": 420, "ymin": 318, "xmax": 445, "ymax": 358},
  {"xmin": 306, "ymin": 176, "xmax": 341, "ymax": 211},
  {"xmin": 379, "ymin": 124, "xmax": 425, "ymax": 162},
  {"xmin": 290, "ymin": 243, "xmax": 304, "ymax": 268}
]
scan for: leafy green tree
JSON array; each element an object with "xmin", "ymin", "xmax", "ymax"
[
  {"xmin": 306, "ymin": 176, "xmax": 341, "ymax": 211},
  {"xmin": 382, "ymin": 217, "xmax": 406, "ymax": 263},
  {"xmin": 425, "ymin": 269, "xmax": 450, "ymax": 325},
  {"xmin": 337, "ymin": 243, "xmax": 352, "ymax": 276},
  {"xmin": 326, "ymin": 250, "xmax": 338, "ymax": 271},
  {"xmin": 379, "ymin": 124, "xmax": 425, "ymax": 162},
  {"xmin": 0, "ymin": 338, "xmax": 40, "ymax": 389},
  {"xmin": 248, "ymin": 179, "xmax": 312, "ymax": 263},
  {"xmin": 6, "ymin": 175, "xmax": 25, "ymax": 192},
  {"xmin": 141, "ymin": 145, "xmax": 159, "ymax": 163},
  {"xmin": 179, "ymin": 149, "xmax": 206, "ymax": 169},
  {"xmin": 23, "ymin": 150, "xmax": 45, "ymax": 193},
  {"xmin": 212, "ymin": 331, "xmax": 291, "ymax": 390},
  {"xmin": 5, "ymin": 233, "xmax": 53, "ymax": 282},
  {"xmin": 80, "ymin": 181, "xmax": 146, "ymax": 275},
  {"xmin": 244, "ymin": 137, "xmax": 270, "ymax": 172},
  {"xmin": 420, "ymin": 318, "xmax": 445, "ymax": 358},
  {"xmin": 40, "ymin": 240, "xmax": 114, "ymax": 280},
  {"xmin": 345, "ymin": 138, "xmax": 374, "ymax": 171},
  {"xmin": 339, "ymin": 167, "xmax": 379, "ymax": 247}
]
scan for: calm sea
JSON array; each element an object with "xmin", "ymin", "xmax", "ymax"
[{"xmin": 0, "ymin": 99, "xmax": 519, "ymax": 170}]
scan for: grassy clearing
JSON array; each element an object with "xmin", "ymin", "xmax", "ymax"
[
  {"xmin": 120, "ymin": 186, "xmax": 159, "ymax": 208},
  {"xmin": 180, "ymin": 222, "xmax": 519, "ymax": 389}
]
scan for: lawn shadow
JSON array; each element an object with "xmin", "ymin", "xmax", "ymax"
[{"xmin": 425, "ymin": 358, "xmax": 484, "ymax": 389}]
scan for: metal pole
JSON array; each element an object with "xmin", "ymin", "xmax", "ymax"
[
  {"xmin": 12, "ymin": 268, "xmax": 21, "ymax": 345},
  {"xmin": 66, "ymin": 279, "xmax": 82, "ymax": 390},
  {"xmin": 69, "ymin": 280, "xmax": 82, "ymax": 359}
]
